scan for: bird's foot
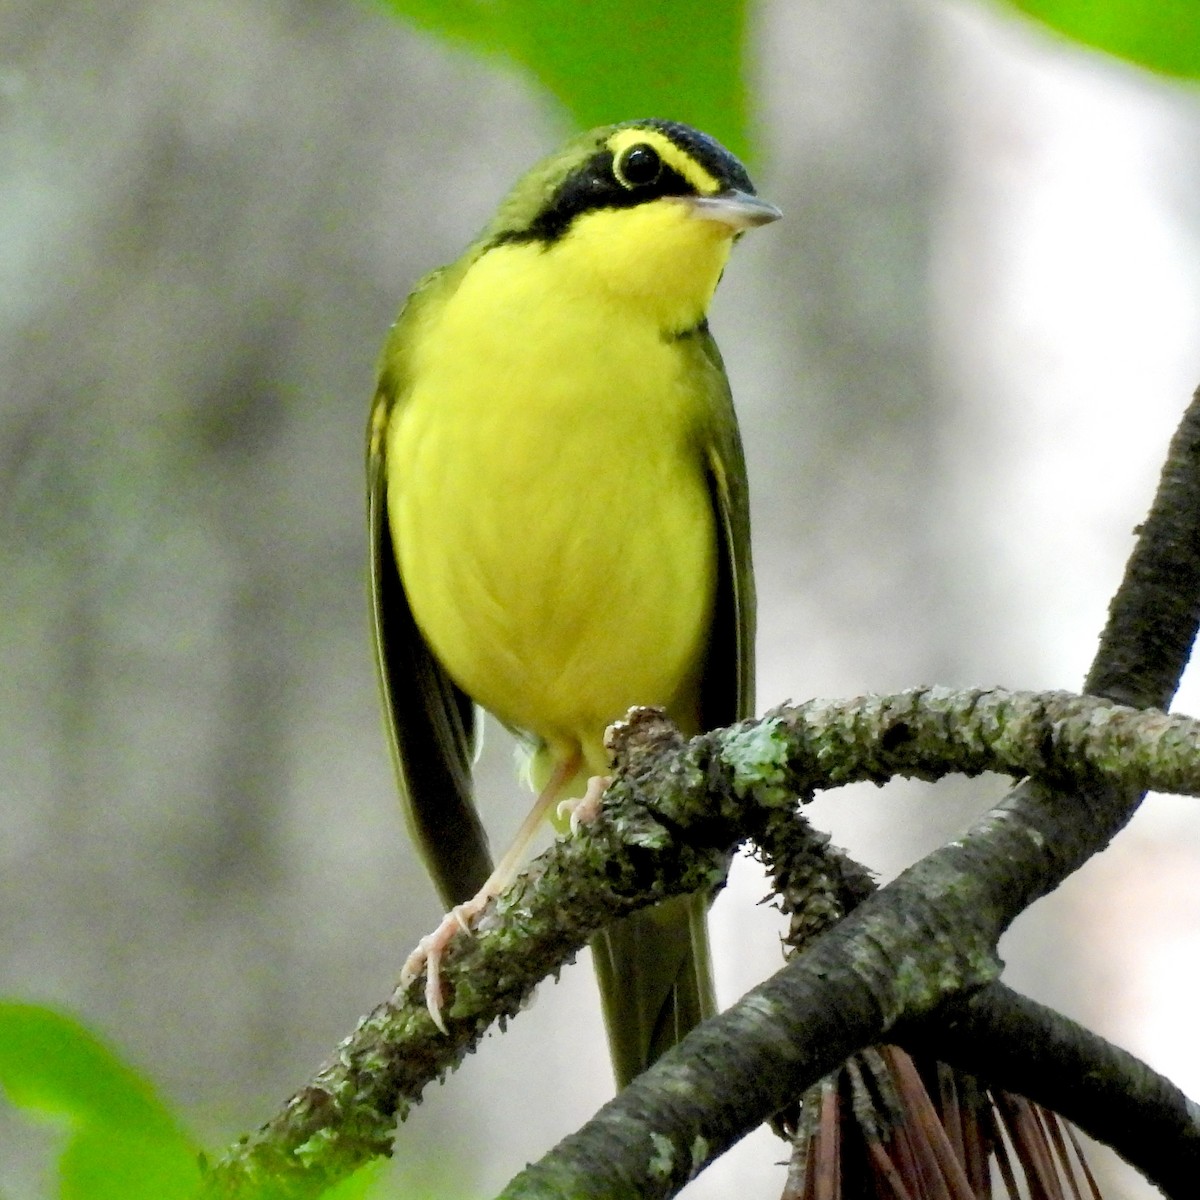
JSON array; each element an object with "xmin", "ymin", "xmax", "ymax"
[
  {"xmin": 555, "ymin": 774, "xmax": 610, "ymax": 834},
  {"xmin": 400, "ymin": 894, "xmax": 490, "ymax": 1032}
]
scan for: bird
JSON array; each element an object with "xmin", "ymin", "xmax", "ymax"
[{"xmin": 366, "ymin": 118, "xmax": 778, "ymax": 1087}]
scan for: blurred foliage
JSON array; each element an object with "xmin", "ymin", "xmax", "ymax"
[
  {"xmin": 0, "ymin": 1002, "xmax": 402, "ymax": 1199},
  {"xmin": 1003, "ymin": 0, "xmax": 1200, "ymax": 77},
  {"xmin": 319, "ymin": 1162, "xmax": 393, "ymax": 1199},
  {"xmin": 375, "ymin": 0, "xmax": 751, "ymax": 159},
  {"xmin": 0, "ymin": 1003, "xmax": 199, "ymax": 1199},
  {"xmin": 0, "ymin": 1002, "xmax": 440, "ymax": 1197},
  {"xmin": 371, "ymin": 0, "xmax": 1200, "ymax": 175}
]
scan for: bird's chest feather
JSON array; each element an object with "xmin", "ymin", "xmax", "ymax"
[{"xmin": 388, "ymin": 254, "xmax": 716, "ymax": 740}]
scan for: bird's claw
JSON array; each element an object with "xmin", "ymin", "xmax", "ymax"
[
  {"xmin": 400, "ymin": 899, "xmax": 484, "ymax": 1033},
  {"xmin": 555, "ymin": 774, "xmax": 610, "ymax": 833}
]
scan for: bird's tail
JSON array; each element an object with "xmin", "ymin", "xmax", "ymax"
[{"xmin": 591, "ymin": 890, "xmax": 715, "ymax": 1090}]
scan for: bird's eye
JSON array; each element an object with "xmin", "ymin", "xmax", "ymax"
[{"xmin": 614, "ymin": 143, "xmax": 662, "ymax": 189}]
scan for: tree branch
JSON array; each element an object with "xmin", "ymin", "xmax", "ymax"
[
  {"xmin": 1085, "ymin": 384, "xmax": 1200, "ymax": 709},
  {"xmin": 206, "ymin": 687, "xmax": 1200, "ymax": 1197}
]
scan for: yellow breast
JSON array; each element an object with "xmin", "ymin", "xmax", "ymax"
[{"xmin": 387, "ymin": 241, "xmax": 717, "ymax": 774}]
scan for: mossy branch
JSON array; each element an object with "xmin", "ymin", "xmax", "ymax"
[{"xmin": 207, "ymin": 688, "xmax": 1200, "ymax": 1198}]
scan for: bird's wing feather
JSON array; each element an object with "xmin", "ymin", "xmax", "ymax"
[
  {"xmin": 368, "ymin": 274, "xmax": 493, "ymax": 910},
  {"xmin": 692, "ymin": 322, "xmax": 756, "ymax": 726}
]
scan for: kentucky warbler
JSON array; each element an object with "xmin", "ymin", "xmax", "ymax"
[{"xmin": 368, "ymin": 118, "xmax": 778, "ymax": 1088}]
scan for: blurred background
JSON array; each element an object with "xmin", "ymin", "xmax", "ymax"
[{"xmin": 2, "ymin": 0, "xmax": 1199, "ymax": 1195}]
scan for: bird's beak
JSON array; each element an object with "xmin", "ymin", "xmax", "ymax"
[{"xmin": 686, "ymin": 189, "xmax": 782, "ymax": 230}]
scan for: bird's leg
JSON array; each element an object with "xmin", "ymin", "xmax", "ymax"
[{"xmin": 401, "ymin": 749, "xmax": 583, "ymax": 1031}]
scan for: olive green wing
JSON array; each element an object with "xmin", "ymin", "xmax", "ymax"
[
  {"xmin": 695, "ymin": 320, "xmax": 756, "ymax": 727},
  {"xmin": 368, "ymin": 279, "xmax": 492, "ymax": 911},
  {"xmin": 592, "ymin": 321, "xmax": 754, "ymax": 1089}
]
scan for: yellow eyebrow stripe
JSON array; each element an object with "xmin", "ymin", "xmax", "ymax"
[{"xmin": 606, "ymin": 127, "xmax": 722, "ymax": 196}]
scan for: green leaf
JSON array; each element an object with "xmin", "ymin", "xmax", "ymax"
[
  {"xmin": 377, "ymin": 0, "xmax": 751, "ymax": 159},
  {"xmin": 1005, "ymin": 0, "xmax": 1200, "ymax": 78},
  {"xmin": 319, "ymin": 1160, "xmax": 389, "ymax": 1199},
  {"xmin": 59, "ymin": 1127, "xmax": 200, "ymax": 1200},
  {"xmin": 0, "ymin": 1002, "xmax": 200, "ymax": 1200}
]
